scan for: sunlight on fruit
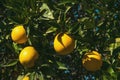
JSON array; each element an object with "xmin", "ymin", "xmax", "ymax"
[
  {"xmin": 53, "ymin": 33, "xmax": 75, "ymax": 55},
  {"xmin": 19, "ymin": 46, "xmax": 39, "ymax": 68},
  {"xmin": 11, "ymin": 25, "xmax": 27, "ymax": 44},
  {"xmin": 82, "ymin": 51, "xmax": 102, "ymax": 71}
]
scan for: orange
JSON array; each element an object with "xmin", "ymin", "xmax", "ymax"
[
  {"xmin": 22, "ymin": 76, "xmax": 29, "ymax": 80},
  {"xmin": 19, "ymin": 46, "xmax": 39, "ymax": 68},
  {"xmin": 53, "ymin": 33, "xmax": 75, "ymax": 55},
  {"xmin": 11, "ymin": 25, "xmax": 27, "ymax": 44},
  {"xmin": 82, "ymin": 51, "xmax": 102, "ymax": 71}
]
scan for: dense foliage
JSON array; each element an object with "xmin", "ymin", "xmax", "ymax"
[{"xmin": 0, "ymin": 0, "xmax": 120, "ymax": 80}]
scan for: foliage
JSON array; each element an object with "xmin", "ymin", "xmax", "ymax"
[{"xmin": 0, "ymin": 0, "xmax": 120, "ymax": 80}]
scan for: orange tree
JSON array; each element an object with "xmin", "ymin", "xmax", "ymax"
[{"xmin": 0, "ymin": 0, "xmax": 120, "ymax": 80}]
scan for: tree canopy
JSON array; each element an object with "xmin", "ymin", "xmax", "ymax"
[{"xmin": 0, "ymin": 0, "xmax": 120, "ymax": 80}]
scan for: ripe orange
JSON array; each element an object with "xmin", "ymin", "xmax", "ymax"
[
  {"xmin": 11, "ymin": 25, "xmax": 27, "ymax": 44},
  {"xmin": 82, "ymin": 51, "xmax": 102, "ymax": 71},
  {"xmin": 19, "ymin": 46, "xmax": 39, "ymax": 68},
  {"xmin": 22, "ymin": 76, "xmax": 29, "ymax": 80},
  {"xmin": 53, "ymin": 33, "xmax": 75, "ymax": 55}
]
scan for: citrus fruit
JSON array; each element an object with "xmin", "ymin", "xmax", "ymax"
[
  {"xmin": 22, "ymin": 76, "xmax": 29, "ymax": 80},
  {"xmin": 19, "ymin": 46, "xmax": 39, "ymax": 68},
  {"xmin": 82, "ymin": 51, "xmax": 102, "ymax": 71},
  {"xmin": 11, "ymin": 25, "xmax": 27, "ymax": 44},
  {"xmin": 53, "ymin": 33, "xmax": 75, "ymax": 55}
]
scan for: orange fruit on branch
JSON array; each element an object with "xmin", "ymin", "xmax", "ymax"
[
  {"xmin": 82, "ymin": 51, "xmax": 102, "ymax": 71},
  {"xmin": 11, "ymin": 25, "xmax": 27, "ymax": 44},
  {"xmin": 19, "ymin": 46, "xmax": 39, "ymax": 68},
  {"xmin": 53, "ymin": 33, "xmax": 75, "ymax": 55}
]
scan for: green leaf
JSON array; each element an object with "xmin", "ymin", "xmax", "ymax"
[
  {"xmin": 58, "ymin": 0, "xmax": 77, "ymax": 5},
  {"xmin": 107, "ymin": 66, "xmax": 114, "ymax": 75},
  {"xmin": 41, "ymin": 64, "xmax": 49, "ymax": 67},
  {"xmin": 40, "ymin": 3, "xmax": 54, "ymax": 20},
  {"xmin": 115, "ymin": 38, "xmax": 120, "ymax": 43},
  {"xmin": 79, "ymin": 17, "xmax": 89, "ymax": 22},
  {"xmin": 116, "ymin": 67, "xmax": 120, "ymax": 71},
  {"xmin": 38, "ymin": 72, "xmax": 44, "ymax": 80},
  {"xmin": 17, "ymin": 75, "xmax": 24, "ymax": 80},
  {"xmin": 56, "ymin": 61, "xmax": 67, "ymax": 70},
  {"xmin": 102, "ymin": 75, "xmax": 109, "ymax": 80},
  {"xmin": 97, "ymin": 21, "xmax": 104, "ymax": 27},
  {"xmin": 1, "ymin": 59, "xmax": 18, "ymax": 67},
  {"xmin": 12, "ymin": 42, "xmax": 22, "ymax": 53},
  {"xmin": 30, "ymin": 72, "xmax": 36, "ymax": 80},
  {"xmin": 45, "ymin": 26, "xmax": 57, "ymax": 34},
  {"xmin": 65, "ymin": 6, "xmax": 71, "ymax": 14},
  {"xmin": 111, "ymin": 73, "xmax": 117, "ymax": 79}
]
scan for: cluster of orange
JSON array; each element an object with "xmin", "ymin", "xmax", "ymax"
[{"xmin": 11, "ymin": 25, "xmax": 102, "ymax": 80}]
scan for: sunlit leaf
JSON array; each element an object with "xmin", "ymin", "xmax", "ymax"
[
  {"xmin": 79, "ymin": 17, "xmax": 89, "ymax": 22},
  {"xmin": 115, "ymin": 38, "xmax": 120, "ymax": 43},
  {"xmin": 45, "ymin": 26, "xmax": 57, "ymax": 34},
  {"xmin": 56, "ymin": 61, "xmax": 67, "ymax": 70},
  {"xmin": 58, "ymin": 0, "xmax": 77, "ymax": 5},
  {"xmin": 17, "ymin": 75, "xmax": 24, "ymax": 80},
  {"xmin": 40, "ymin": 3, "xmax": 54, "ymax": 20}
]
